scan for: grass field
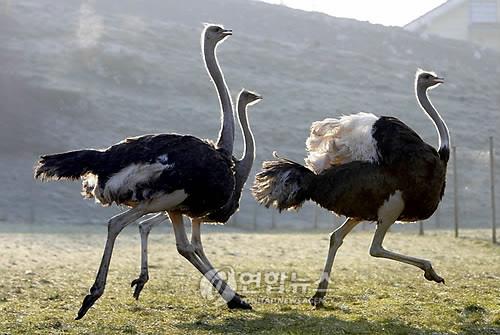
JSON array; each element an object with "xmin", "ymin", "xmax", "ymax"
[{"xmin": 0, "ymin": 223, "xmax": 499, "ymax": 335}]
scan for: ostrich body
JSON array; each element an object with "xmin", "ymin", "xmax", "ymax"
[
  {"xmin": 34, "ymin": 25, "xmax": 256, "ymax": 319},
  {"xmin": 131, "ymin": 89, "xmax": 261, "ymax": 299},
  {"xmin": 252, "ymin": 70, "xmax": 449, "ymax": 307}
]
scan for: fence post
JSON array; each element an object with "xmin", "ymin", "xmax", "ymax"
[
  {"xmin": 313, "ymin": 206, "xmax": 319, "ymax": 230},
  {"xmin": 29, "ymin": 180, "xmax": 35, "ymax": 225},
  {"xmin": 453, "ymin": 146, "xmax": 459, "ymax": 238},
  {"xmin": 231, "ymin": 212, "xmax": 238, "ymax": 227},
  {"xmin": 271, "ymin": 210, "xmax": 276, "ymax": 229},
  {"xmin": 253, "ymin": 202, "xmax": 258, "ymax": 231},
  {"xmin": 490, "ymin": 136, "xmax": 497, "ymax": 244},
  {"xmin": 29, "ymin": 196, "xmax": 35, "ymax": 225},
  {"xmin": 419, "ymin": 221, "xmax": 424, "ymax": 236},
  {"xmin": 435, "ymin": 207, "xmax": 440, "ymax": 229}
]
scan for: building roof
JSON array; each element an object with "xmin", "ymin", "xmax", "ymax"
[{"xmin": 404, "ymin": 0, "xmax": 467, "ymax": 31}]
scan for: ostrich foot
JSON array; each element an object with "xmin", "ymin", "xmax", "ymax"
[
  {"xmin": 76, "ymin": 291, "xmax": 101, "ymax": 320},
  {"xmin": 424, "ymin": 267, "xmax": 445, "ymax": 284},
  {"xmin": 309, "ymin": 295, "xmax": 325, "ymax": 309},
  {"xmin": 227, "ymin": 294, "xmax": 252, "ymax": 310},
  {"xmin": 131, "ymin": 275, "xmax": 149, "ymax": 300}
]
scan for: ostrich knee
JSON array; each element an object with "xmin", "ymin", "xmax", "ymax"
[
  {"xmin": 107, "ymin": 216, "xmax": 128, "ymax": 236},
  {"xmin": 138, "ymin": 222, "xmax": 153, "ymax": 236},
  {"xmin": 329, "ymin": 231, "xmax": 344, "ymax": 249},
  {"xmin": 176, "ymin": 243, "xmax": 197, "ymax": 259}
]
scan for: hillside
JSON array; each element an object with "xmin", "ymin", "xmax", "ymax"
[{"xmin": 0, "ymin": 0, "xmax": 499, "ymax": 227}]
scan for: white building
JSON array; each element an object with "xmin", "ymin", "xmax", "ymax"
[{"xmin": 405, "ymin": 0, "xmax": 500, "ymax": 51}]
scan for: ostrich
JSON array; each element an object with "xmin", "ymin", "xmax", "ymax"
[
  {"xmin": 130, "ymin": 88, "xmax": 262, "ymax": 300},
  {"xmin": 34, "ymin": 24, "xmax": 256, "ymax": 319},
  {"xmin": 252, "ymin": 69, "xmax": 449, "ymax": 307}
]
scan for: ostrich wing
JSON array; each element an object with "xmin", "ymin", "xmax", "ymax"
[{"xmin": 305, "ymin": 112, "xmax": 380, "ymax": 173}]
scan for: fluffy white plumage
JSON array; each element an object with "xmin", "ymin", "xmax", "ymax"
[{"xmin": 305, "ymin": 112, "xmax": 380, "ymax": 174}]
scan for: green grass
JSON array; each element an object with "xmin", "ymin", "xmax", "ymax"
[{"xmin": 0, "ymin": 223, "xmax": 499, "ymax": 334}]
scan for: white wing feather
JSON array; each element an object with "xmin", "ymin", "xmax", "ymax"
[{"xmin": 305, "ymin": 112, "xmax": 380, "ymax": 174}]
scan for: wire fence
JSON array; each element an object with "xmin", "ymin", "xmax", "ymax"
[{"xmin": 229, "ymin": 136, "xmax": 498, "ymax": 244}]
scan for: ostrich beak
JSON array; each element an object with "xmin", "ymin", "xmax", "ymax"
[
  {"xmin": 248, "ymin": 95, "xmax": 263, "ymax": 106},
  {"xmin": 433, "ymin": 77, "xmax": 444, "ymax": 84},
  {"xmin": 222, "ymin": 29, "xmax": 233, "ymax": 36}
]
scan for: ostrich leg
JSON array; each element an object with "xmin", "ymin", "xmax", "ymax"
[
  {"xmin": 76, "ymin": 208, "xmax": 146, "ymax": 320},
  {"xmin": 191, "ymin": 218, "xmax": 245, "ymax": 300},
  {"xmin": 190, "ymin": 218, "xmax": 215, "ymax": 269},
  {"xmin": 310, "ymin": 218, "xmax": 360, "ymax": 308},
  {"xmin": 368, "ymin": 191, "xmax": 445, "ymax": 283},
  {"xmin": 131, "ymin": 213, "xmax": 168, "ymax": 300},
  {"xmin": 169, "ymin": 212, "xmax": 251, "ymax": 309},
  {"xmin": 369, "ymin": 219, "xmax": 445, "ymax": 284}
]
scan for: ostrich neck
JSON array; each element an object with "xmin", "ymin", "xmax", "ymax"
[
  {"xmin": 234, "ymin": 101, "xmax": 255, "ymax": 189},
  {"xmin": 417, "ymin": 86, "xmax": 450, "ymax": 154},
  {"xmin": 204, "ymin": 42, "xmax": 234, "ymax": 154}
]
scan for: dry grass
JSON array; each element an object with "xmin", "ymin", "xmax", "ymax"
[{"xmin": 0, "ymin": 222, "xmax": 499, "ymax": 334}]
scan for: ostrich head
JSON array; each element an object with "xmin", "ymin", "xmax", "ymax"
[
  {"xmin": 203, "ymin": 24, "xmax": 232, "ymax": 46},
  {"xmin": 239, "ymin": 89, "xmax": 263, "ymax": 106},
  {"xmin": 416, "ymin": 69, "xmax": 444, "ymax": 90}
]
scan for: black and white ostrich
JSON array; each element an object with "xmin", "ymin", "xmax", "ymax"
[
  {"xmin": 34, "ymin": 25, "xmax": 259, "ymax": 319},
  {"xmin": 130, "ymin": 88, "xmax": 262, "ymax": 300},
  {"xmin": 252, "ymin": 69, "xmax": 449, "ymax": 307}
]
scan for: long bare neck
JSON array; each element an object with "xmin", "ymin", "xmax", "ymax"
[
  {"xmin": 203, "ymin": 41, "xmax": 234, "ymax": 154},
  {"xmin": 416, "ymin": 84, "xmax": 450, "ymax": 163},
  {"xmin": 234, "ymin": 100, "xmax": 255, "ymax": 188}
]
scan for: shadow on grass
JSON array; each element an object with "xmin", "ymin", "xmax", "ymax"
[{"xmin": 175, "ymin": 310, "xmax": 441, "ymax": 335}]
